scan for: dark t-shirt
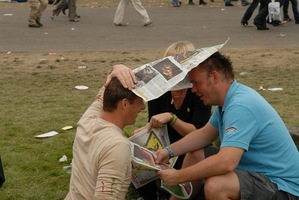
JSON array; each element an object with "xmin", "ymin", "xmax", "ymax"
[{"xmin": 147, "ymin": 88, "xmax": 211, "ymax": 168}]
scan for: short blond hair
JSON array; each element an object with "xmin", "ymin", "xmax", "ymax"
[{"xmin": 163, "ymin": 41, "xmax": 195, "ymax": 57}]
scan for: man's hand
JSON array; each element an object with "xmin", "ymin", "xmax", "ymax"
[
  {"xmin": 155, "ymin": 148, "xmax": 170, "ymax": 164},
  {"xmin": 104, "ymin": 64, "xmax": 137, "ymax": 90},
  {"xmin": 157, "ymin": 168, "xmax": 180, "ymax": 186}
]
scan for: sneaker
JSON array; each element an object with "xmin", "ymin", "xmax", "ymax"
[
  {"xmin": 144, "ymin": 20, "xmax": 153, "ymax": 27},
  {"xmin": 188, "ymin": 1, "xmax": 195, "ymax": 4},
  {"xmin": 241, "ymin": 22, "xmax": 253, "ymax": 27},
  {"xmin": 295, "ymin": 20, "xmax": 299, "ymax": 24}
]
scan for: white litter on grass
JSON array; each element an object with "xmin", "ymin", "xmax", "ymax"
[
  {"xmin": 75, "ymin": 85, "xmax": 89, "ymax": 90},
  {"xmin": 239, "ymin": 72, "xmax": 248, "ymax": 77},
  {"xmin": 78, "ymin": 65, "xmax": 87, "ymax": 69},
  {"xmin": 71, "ymin": 28, "xmax": 75, "ymax": 31},
  {"xmin": 7, "ymin": 51, "xmax": 12, "ymax": 55},
  {"xmin": 62, "ymin": 126, "xmax": 73, "ymax": 130},
  {"xmin": 59, "ymin": 155, "xmax": 68, "ymax": 162},
  {"xmin": 35, "ymin": 131, "xmax": 59, "ymax": 138},
  {"xmin": 259, "ymin": 86, "xmax": 283, "ymax": 91},
  {"xmin": 3, "ymin": 13, "xmax": 13, "ymax": 16},
  {"xmin": 268, "ymin": 87, "xmax": 283, "ymax": 91}
]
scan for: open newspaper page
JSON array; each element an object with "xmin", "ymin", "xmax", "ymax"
[
  {"xmin": 129, "ymin": 125, "xmax": 169, "ymax": 149},
  {"xmin": 129, "ymin": 126, "xmax": 177, "ymax": 188},
  {"xmin": 131, "ymin": 143, "xmax": 193, "ymax": 199},
  {"xmin": 161, "ymin": 180, "xmax": 193, "ymax": 199},
  {"xmin": 130, "ymin": 142, "xmax": 174, "ymax": 188},
  {"xmin": 132, "ymin": 39, "xmax": 228, "ymax": 102}
]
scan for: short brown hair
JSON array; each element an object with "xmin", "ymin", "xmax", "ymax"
[
  {"xmin": 199, "ymin": 52, "xmax": 235, "ymax": 80},
  {"xmin": 103, "ymin": 77, "xmax": 137, "ymax": 112}
]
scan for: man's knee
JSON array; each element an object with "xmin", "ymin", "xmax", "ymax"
[{"xmin": 184, "ymin": 149, "xmax": 205, "ymax": 165}]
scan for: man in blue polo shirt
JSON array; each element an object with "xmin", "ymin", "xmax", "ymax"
[{"xmin": 156, "ymin": 52, "xmax": 299, "ymax": 200}]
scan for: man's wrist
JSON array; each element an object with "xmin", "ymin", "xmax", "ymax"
[{"xmin": 165, "ymin": 146, "xmax": 175, "ymax": 159}]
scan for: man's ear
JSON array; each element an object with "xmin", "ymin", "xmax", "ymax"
[
  {"xmin": 119, "ymin": 98, "xmax": 128, "ymax": 110},
  {"xmin": 210, "ymin": 70, "xmax": 220, "ymax": 84}
]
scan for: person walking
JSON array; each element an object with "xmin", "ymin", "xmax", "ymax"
[
  {"xmin": 241, "ymin": 0, "xmax": 260, "ymax": 26},
  {"xmin": 114, "ymin": 0, "xmax": 153, "ymax": 26},
  {"xmin": 51, "ymin": 0, "xmax": 79, "ymax": 22},
  {"xmin": 28, "ymin": 0, "xmax": 47, "ymax": 27},
  {"xmin": 283, "ymin": 0, "xmax": 299, "ymax": 24}
]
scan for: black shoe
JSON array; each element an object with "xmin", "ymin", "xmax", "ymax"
[
  {"xmin": 242, "ymin": 2, "xmax": 250, "ymax": 6},
  {"xmin": 283, "ymin": 17, "xmax": 292, "ymax": 22},
  {"xmin": 188, "ymin": 1, "xmax": 195, "ymax": 4},
  {"xmin": 28, "ymin": 23, "xmax": 41, "ymax": 28},
  {"xmin": 114, "ymin": 22, "xmax": 128, "ymax": 26},
  {"xmin": 199, "ymin": 0, "xmax": 207, "ymax": 4},
  {"xmin": 69, "ymin": 19, "xmax": 79, "ymax": 22},
  {"xmin": 35, "ymin": 19, "xmax": 43, "ymax": 27},
  {"xmin": 225, "ymin": 2, "xmax": 234, "ymax": 6},
  {"xmin": 254, "ymin": 22, "xmax": 269, "ymax": 30},
  {"xmin": 295, "ymin": 20, "xmax": 299, "ymax": 24},
  {"xmin": 267, "ymin": 20, "xmax": 280, "ymax": 26},
  {"xmin": 257, "ymin": 26, "xmax": 269, "ymax": 30}
]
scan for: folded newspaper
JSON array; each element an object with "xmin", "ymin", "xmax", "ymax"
[
  {"xmin": 129, "ymin": 126, "xmax": 177, "ymax": 188},
  {"xmin": 132, "ymin": 39, "xmax": 228, "ymax": 102},
  {"xmin": 131, "ymin": 142, "xmax": 192, "ymax": 199}
]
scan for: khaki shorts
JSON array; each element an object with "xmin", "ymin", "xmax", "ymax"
[{"xmin": 204, "ymin": 145, "xmax": 298, "ymax": 200}]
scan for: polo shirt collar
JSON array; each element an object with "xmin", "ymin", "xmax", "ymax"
[{"xmin": 221, "ymin": 80, "xmax": 239, "ymax": 113}]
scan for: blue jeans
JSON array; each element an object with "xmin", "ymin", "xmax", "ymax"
[
  {"xmin": 283, "ymin": 0, "xmax": 299, "ymax": 21},
  {"xmin": 226, "ymin": 0, "xmax": 248, "ymax": 4},
  {"xmin": 241, "ymin": 0, "xmax": 260, "ymax": 23}
]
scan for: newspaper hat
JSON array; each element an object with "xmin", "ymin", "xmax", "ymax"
[{"xmin": 170, "ymin": 75, "xmax": 192, "ymax": 91}]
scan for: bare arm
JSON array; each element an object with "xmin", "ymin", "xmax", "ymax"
[
  {"xmin": 158, "ymin": 146, "xmax": 244, "ymax": 186},
  {"xmin": 155, "ymin": 122, "xmax": 218, "ymax": 163},
  {"xmin": 148, "ymin": 112, "xmax": 196, "ymax": 136}
]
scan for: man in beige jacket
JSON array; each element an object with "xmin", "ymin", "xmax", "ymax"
[{"xmin": 65, "ymin": 65, "xmax": 146, "ymax": 199}]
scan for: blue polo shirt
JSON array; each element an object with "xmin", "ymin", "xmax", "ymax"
[{"xmin": 209, "ymin": 80, "xmax": 299, "ymax": 197}]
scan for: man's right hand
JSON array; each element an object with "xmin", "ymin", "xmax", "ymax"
[{"xmin": 104, "ymin": 64, "xmax": 137, "ymax": 90}]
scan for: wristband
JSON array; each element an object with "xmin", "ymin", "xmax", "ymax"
[
  {"xmin": 169, "ymin": 113, "xmax": 178, "ymax": 125},
  {"xmin": 165, "ymin": 146, "xmax": 175, "ymax": 159}
]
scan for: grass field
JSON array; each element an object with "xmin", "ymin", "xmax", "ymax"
[
  {"xmin": 0, "ymin": 48, "xmax": 298, "ymax": 199},
  {"xmin": 1, "ymin": 1, "xmax": 299, "ymax": 199}
]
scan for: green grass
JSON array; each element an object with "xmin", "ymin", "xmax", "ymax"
[{"xmin": 0, "ymin": 49, "xmax": 298, "ymax": 199}]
